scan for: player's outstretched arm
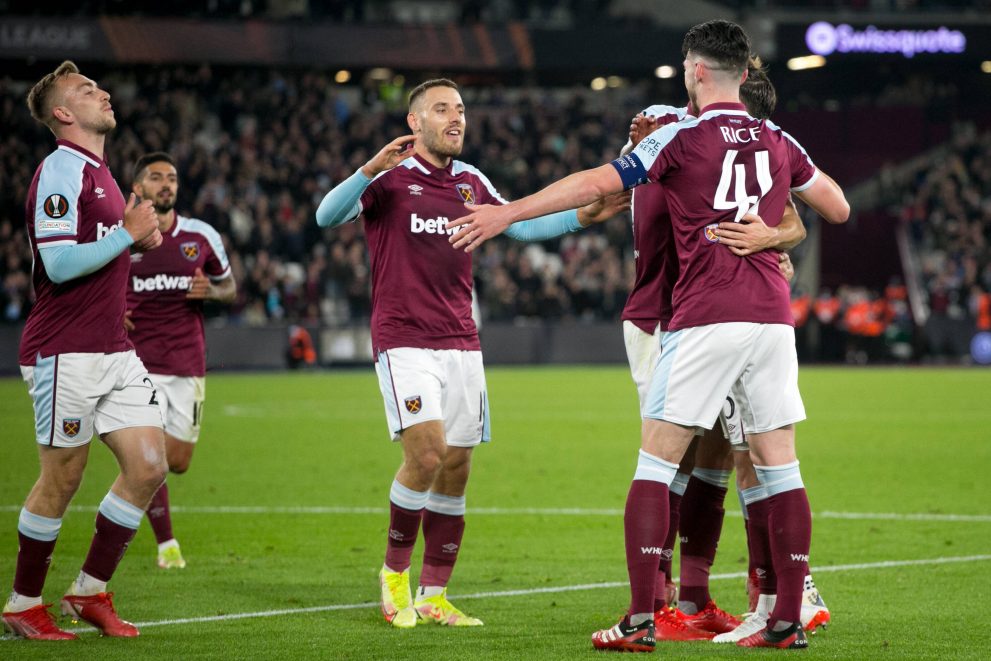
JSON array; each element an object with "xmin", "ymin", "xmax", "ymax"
[
  {"xmin": 501, "ymin": 191, "xmax": 631, "ymax": 242},
  {"xmin": 714, "ymin": 197, "xmax": 806, "ymax": 256},
  {"xmin": 448, "ymin": 164, "xmax": 625, "ymax": 252},
  {"xmin": 316, "ymin": 135, "xmax": 416, "ymax": 228},
  {"xmin": 795, "ymin": 170, "xmax": 849, "ymax": 225}
]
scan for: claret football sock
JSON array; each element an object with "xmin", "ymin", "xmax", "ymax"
[
  {"xmin": 625, "ymin": 450, "xmax": 679, "ymax": 617},
  {"xmin": 677, "ymin": 470, "xmax": 730, "ymax": 612},
  {"xmin": 741, "ymin": 485, "xmax": 776, "ymax": 595},
  {"xmin": 80, "ymin": 492, "xmax": 143, "ymax": 584},
  {"xmin": 384, "ymin": 480, "xmax": 428, "ymax": 573},
  {"xmin": 754, "ymin": 462, "xmax": 811, "ymax": 628},
  {"xmin": 146, "ymin": 482, "xmax": 174, "ymax": 544},
  {"xmin": 654, "ymin": 482, "xmax": 683, "ymax": 610},
  {"xmin": 11, "ymin": 509, "xmax": 62, "ymax": 604},
  {"xmin": 419, "ymin": 493, "xmax": 466, "ymax": 588}
]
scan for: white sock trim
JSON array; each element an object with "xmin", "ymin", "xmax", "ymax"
[
  {"xmin": 425, "ymin": 492, "xmax": 466, "ymax": 516},
  {"xmin": 754, "ymin": 461, "xmax": 805, "ymax": 497},
  {"xmin": 669, "ymin": 472, "xmax": 690, "ymax": 496},
  {"xmin": 17, "ymin": 509, "xmax": 62, "ymax": 542},
  {"xmin": 633, "ymin": 450, "xmax": 679, "ymax": 485},
  {"xmin": 99, "ymin": 491, "xmax": 144, "ymax": 530},
  {"xmin": 691, "ymin": 468, "xmax": 731, "ymax": 489},
  {"xmin": 390, "ymin": 480, "xmax": 429, "ymax": 511}
]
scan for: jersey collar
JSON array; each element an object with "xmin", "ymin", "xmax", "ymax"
[
  {"xmin": 412, "ymin": 152, "xmax": 453, "ymax": 176},
  {"xmin": 696, "ymin": 101, "xmax": 749, "ymax": 118},
  {"xmin": 55, "ymin": 139, "xmax": 105, "ymax": 168}
]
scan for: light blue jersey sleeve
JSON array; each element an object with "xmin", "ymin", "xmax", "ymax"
[
  {"xmin": 315, "ymin": 169, "xmax": 372, "ymax": 228},
  {"xmin": 502, "ymin": 209, "xmax": 582, "ymax": 241},
  {"xmin": 39, "ymin": 227, "xmax": 134, "ymax": 284}
]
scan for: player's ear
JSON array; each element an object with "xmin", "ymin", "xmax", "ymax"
[
  {"xmin": 51, "ymin": 105, "xmax": 73, "ymax": 125},
  {"xmin": 407, "ymin": 111, "xmax": 420, "ymax": 133}
]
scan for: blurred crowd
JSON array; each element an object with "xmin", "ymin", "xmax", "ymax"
[{"xmin": 0, "ymin": 67, "xmax": 638, "ymax": 327}]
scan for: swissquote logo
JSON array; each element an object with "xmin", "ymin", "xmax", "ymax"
[{"xmin": 410, "ymin": 213, "xmax": 457, "ymax": 236}]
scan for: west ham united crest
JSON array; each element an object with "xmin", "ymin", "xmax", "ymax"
[
  {"xmin": 703, "ymin": 223, "xmax": 719, "ymax": 243},
  {"xmin": 455, "ymin": 183, "xmax": 475, "ymax": 204},
  {"xmin": 404, "ymin": 395, "xmax": 422, "ymax": 414},
  {"xmin": 180, "ymin": 241, "xmax": 200, "ymax": 261},
  {"xmin": 62, "ymin": 418, "xmax": 81, "ymax": 437}
]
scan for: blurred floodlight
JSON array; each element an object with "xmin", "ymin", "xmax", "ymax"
[
  {"xmin": 982, "ymin": 61, "xmax": 991, "ymax": 73},
  {"xmin": 590, "ymin": 77, "xmax": 607, "ymax": 91},
  {"xmin": 655, "ymin": 65, "xmax": 677, "ymax": 79},
  {"xmin": 787, "ymin": 55, "xmax": 826, "ymax": 71},
  {"xmin": 606, "ymin": 76, "xmax": 624, "ymax": 88},
  {"xmin": 369, "ymin": 67, "xmax": 392, "ymax": 80},
  {"xmin": 335, "ymin": 70, "xmax": 351, "ymax": 84}
]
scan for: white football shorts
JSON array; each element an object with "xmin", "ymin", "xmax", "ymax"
[
  {"xmin": 643, "ymin": 322, "xmax": 806, "ymax": 435},
  {"xmin": 21, "ymin": 350, "xmax": 164, "ymax": 448},
  {"xmin": 374, "ymin": 347, "xmax": 491, "ymax": 447},
  {"xmin": 149, "ymin": 374, "xmax": 206, "ymax": 443},
  {"xmin": 623, "ymin": 320, "xmax": 665, "ymax": 417}
]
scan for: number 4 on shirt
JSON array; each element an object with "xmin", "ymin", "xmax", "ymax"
[{"xmin": 714, "ymin": 149, "xmax": 771, "ymax": 222}]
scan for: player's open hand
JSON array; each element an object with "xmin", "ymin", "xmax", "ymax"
[
  {"xmin": 447, "ymin": 204, "xmax": 513, "ymax": 252},
  {"xmin": 360, "ymin": 135, "xmax": 417, "ymax": 178},
  {"xmin": 578, "ymin": 191, "xmax": 632, "ymax": 226},
  {"xmin": 629, "ymin": 114, "xmax": 663, "ymax": 148},
  {"xmin": 123, "ymin": 309, "xmax": 135, "ymax": 332},
  {"xmin": 778, "ymin": 251, "xmax": 795, "ymax": 282},
  {"xmin": 123, "ymin": 193, "xmax": 158, "ymax": 243},
  {"xmin": 133, "ymin": 228, "xmax": 163, "ymax": 252},
  {"xmin": 714, "ymin": 211, "xmax": 777, "ymax": 256},
  {"xmin": 186, "ymin": 267, "xmax": 212, "ymax": 299}
]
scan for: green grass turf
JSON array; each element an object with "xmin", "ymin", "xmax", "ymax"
[{"xmin": 1, "ymin": 366, "xmax": 990, "ymax": 659}]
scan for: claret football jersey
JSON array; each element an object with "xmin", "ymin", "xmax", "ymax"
[
  {"xmin": 126, "ymin": 214, "xmax": 231, "ymax": 376},
  {"xmin": 356, "ymin": 153, "xmax": 506, "ymax": 354},
  {"xmin": 616, "ymin": 102, "xmax": 819, "ymax": 331},
  {"xmin": 20, "ymin": 139, "xmax": 132, "ymax": 365},
  {"xmin": 620, "ymin": 104, "xmax": 689, "ymax": 334}
]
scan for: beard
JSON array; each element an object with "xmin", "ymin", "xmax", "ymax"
[
  {"xmin": 423, "ymin": 130, "xmax": 463, "ymax": 159},
  {"xmin": 153, "ymin": 197, "xmax": 176, "ymax": 215}
]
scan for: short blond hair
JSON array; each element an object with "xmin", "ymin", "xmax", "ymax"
[
  {"xmin": 27, "ymin": 60, "xmax": 80, "ymax": 130},
  {"xmin": 408, "ymin": 78, "xmax": 459, "ymax": 112}
]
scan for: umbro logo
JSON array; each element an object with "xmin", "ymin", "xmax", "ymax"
[
  {"xmin": 408, "ymin": 184, "xmax": 423, "ymax": 196},
  {"xmin": 95, "ymin": 187, "xmax": 107, "ymax": 199},
  {"xmin": 441, "ymin": 543, "xmax": 459, "ymax": 553}
]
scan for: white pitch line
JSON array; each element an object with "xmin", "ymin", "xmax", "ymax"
[
  {"xmin": 57, "ymin": 553, "xmax": 991, "ymax": 633},
  {"xmin": 2, "ymin": 504, "xmax": 990, "ymax": 522}
]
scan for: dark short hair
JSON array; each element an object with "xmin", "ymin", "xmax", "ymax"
[
  {"xmin": 682, "ymin": 20, "xmax": 751, "ymax": 77},
  {"xmin": 133, "ymin": 152, "xmax": 176, "ymax": 182},
  {"xmin": 740, "ymin": 56, "xmax": 777, "ymax": 119},
  {"xmin": 27, "ymin": 60, "xmax": 80, "ymax": 130},
  {"xmin": 408, "ymin": 78, "xmax": 459, "ymax": 111}
]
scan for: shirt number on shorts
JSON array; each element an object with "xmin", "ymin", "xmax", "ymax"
[
  {"xmin": 714, "ymin": 149, "xmax": 771, "ymax": 222},
  {"xmin": 142, "ymin": 377, "xmax": 160, "ymax": 406}
]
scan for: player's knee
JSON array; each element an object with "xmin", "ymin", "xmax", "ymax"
[
  {"xmin": 169, "ymin": 458, "xmax": 191, "ymax": 474},
  {"xmin": 410, "ymin": 448, "xmax": 444, "ymax": 479}
]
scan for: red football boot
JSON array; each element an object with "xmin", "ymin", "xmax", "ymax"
[
  {"xmin": 682, "ymin": 600, "xmax": 742, "ymax": 634},
  {"xmin": 2, "ymin": 604, "xmax": 78, "ymax": 640},
  {"xmin": 60, "ymin": 593, "xmax": 139, "ymax": 637},
  {"xmin": 591, "ymin": 615, "xmax": 656, "ymax": 652},
  {"xmin": 737, "ymin": 622, "xmax": 809, "ymax": 649},
  {"xmin": 653, "ymin": 606, "xmax": 714, "ymax": 642}
]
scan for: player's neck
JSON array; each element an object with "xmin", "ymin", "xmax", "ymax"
[
  {"xmin": 57, "ymin": 127, "xmax": 106, "ymax": 160},
  {"xmin": 694, "ymin": 86, "xmax": 742, "ymax": 115},
  {"xmin": 157, "ymin": 210, "xmax": 176, "ymax": 233},
  {"xmin": 414, "ymin": 143, "xmax": 451, "ymax": 170}
]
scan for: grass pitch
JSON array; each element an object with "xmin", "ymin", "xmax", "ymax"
[{"xmin": 1, "ymin": 366, "xmax": 990, "ymax": 659}]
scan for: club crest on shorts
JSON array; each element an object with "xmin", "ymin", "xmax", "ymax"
[
  {"xmin": 62, "ymin": 418, "xmax": 81, "ymax": 437},
  {"xmin": 703, "ymin": 223, "xmax": 719, "ymax": 242},
  {"xmin": 455, "ymin": 183, "xmax": 475, "ymax": 204},
  {"xmin": 404, "ymin": 395, "xmax": 422, "ymax": 414},
  {"xmin": 180, "ymin": 241, "xmax": 200, "ymax": 261},
  {"xmin": 43, "ymin": 194, "xmax": 69, "ymax": 218}
]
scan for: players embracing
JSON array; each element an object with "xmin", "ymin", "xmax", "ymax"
[
  {"xmin": 449, "ymin": 20, "xmax": 849, "ymax": 652},
  {"xmin": 315, "ymin": 79, "xmax": 628, "ymax": 629}
]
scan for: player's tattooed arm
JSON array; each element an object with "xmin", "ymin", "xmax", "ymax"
[
  {"xmin": 577, "ymin": 191, "xmax": 632, "ymax": 227},
  {"xmin": 713, "ymin": 196, "xmax": 806, "ymax": 256},
  {"xmin": 187, "ymin": 269, "xmax": 236, "ymax": 303}
]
